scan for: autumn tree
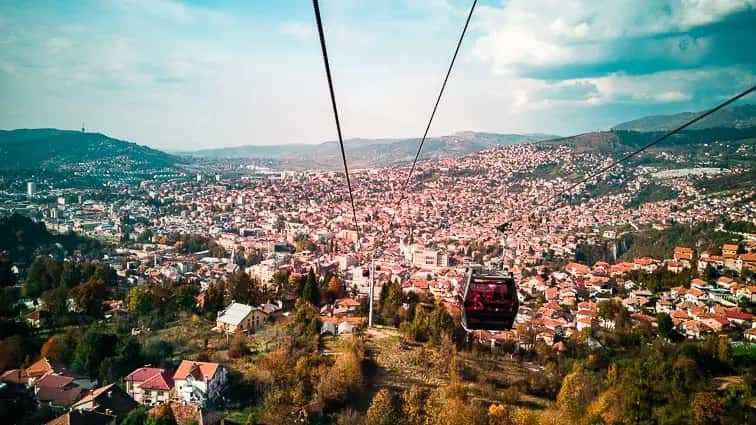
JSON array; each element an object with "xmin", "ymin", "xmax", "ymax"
[
  {"xmin": 689, "ymin": 392, "xmax": 723, "ymax": 425},
  {"xmin": 228, "ymin": 333, "xmax": 248, "ymax": 359},
  {"xmin": 70, "ymin": 278, "xmax": 106, "ymax": 317},
  {"xmin": 401, "ymin": 386, "xmax": 429, "ymax": 425},
  {"xmin": 366, "ymin": 389, "xmax": 399, "ymax": 425},
  {"xmin": 334, "ymin": 409, "xmax": 364, "ymax": 425},
  {"xmin": 434, "ymin": 396, "xmax": 486, "ymax": 425},
  {"xmin": 717, "ymin": 336, "xmax": 731, "ymax": 365},
  {"xmin": 40, "ymin": 335, "xmax": 64, "ymax": 361},
  {"xmin": 317, "ymin": 336, "xmax": 364, "ymax": 407},
  {"xmin": 128, "ymin": 287, "xmax": 150, "ymax": 313},
  {"xmin": 146, "ymin": 403, "xmax": 177, "ymax": 425},
  {"xmin": 488, "ymin": 404, "xmax": 511, "ymax": 425},
  {"xmin": 555, "ymin": 365, "xmax": 598, "ymax": 421},
  {"xmin": 326, "ymin": 275, "xmax": 344, "ymax": 303}
]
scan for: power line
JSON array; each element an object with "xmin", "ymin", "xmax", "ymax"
[
  {"xmin": 312, "ymin": 0, "xmax": 361, "ymax": 244},
  {"xmin": 373, "ymin": 0, "xmax": 478, "ymax": 254},
  {"xmin": 544, "ymin": 85, "xmax": 756, "ymax": 207}
]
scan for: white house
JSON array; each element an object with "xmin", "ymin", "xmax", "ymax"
[
  {"xmin": 216, "ymin": 302, "xmax": 267, "ymax": 333},
  {"xmin": 173, "ymin": 361, "xmax": 227, "ymax": 405}
]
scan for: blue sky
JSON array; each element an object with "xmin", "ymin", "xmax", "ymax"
[{"xmin": 0, "ymin": 0, "xmax": 755, "ymax": 150}]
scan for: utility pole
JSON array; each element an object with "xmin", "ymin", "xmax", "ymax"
[{"xmin": 368, "ymin": 258, "xmax": 375, "ymax": 328}]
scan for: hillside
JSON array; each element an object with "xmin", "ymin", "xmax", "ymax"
[
  {"xmin": 0, "ymin": 213, "xmax": 101, "ymax": 264},
  {"xmin": 0, "ymin": 129, "xmax": 177, "ymax": 171},
  {"xmin": 187, "ymin": 131, "xmax": 558, "ymax": 169},
  {"xmin": 612, "ymin": 103, "xmax": 756, "ymax": 132}
]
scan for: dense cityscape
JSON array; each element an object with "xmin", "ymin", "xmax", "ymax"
[
  {"xmin": 2, "ymin": 1, "xmax": 756, "ymax": 424},
  {"xmin": 1, "ymin": 123, "xmax": 755, "ymax": 424}
]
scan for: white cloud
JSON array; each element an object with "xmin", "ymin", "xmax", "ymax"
[
  {"xmin": 470, "ymin": 0, "xmax": 755, "ymax": 74},
  {"xmin": 279, "ymin": 22, "xmax": 313, "ymax": 40}
]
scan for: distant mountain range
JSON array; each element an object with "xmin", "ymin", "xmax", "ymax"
[
  {"xmin": 612, "ymin": 104, "xmax": 756, "ymax": 132},
  {"xmin": 0, "ymin": 129, "xmax": 176, "ymax": 171},
  {"xmin": 2, "ymin": 103, "xmax": 754, "ymax": 172},
  {"xmin": 183, "ymin": 132, "xmax": 559, "ymax": 169}
]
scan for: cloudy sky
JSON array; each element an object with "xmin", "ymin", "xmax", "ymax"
[{"xmin": 1, "ymin": 0, "xmax": 755, "ymax": 150}]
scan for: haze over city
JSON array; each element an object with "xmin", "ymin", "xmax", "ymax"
[{"xmin": 1, "ymin": 0, "xmax": 755, "ymax": 149}]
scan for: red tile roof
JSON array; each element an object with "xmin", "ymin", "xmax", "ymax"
[{"xmin": 173, "ymin": 361, "xmax": 219, "ymax": 382}]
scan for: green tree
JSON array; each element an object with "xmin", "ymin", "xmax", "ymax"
[
  {"xmin": 203, "ymin": 281, "xmax": 225, "ymax": 315},
  {"xmin": 120, "ymin": 406, "xmax": 148, "ymax": 425},
  {"xmin": 59, "ymin": 261, "xmax": 81, "ymax": 288},
  {"xmin": 656, "ymin": 313, "xmax": 674, "ymax": 339},
  {"xmin": 302, "ymin": 268, "xmax": 320, "ymax": 306},
  {"xmin": 0, "ymin": 257, "xmax": 16, "ymax": 287},
  {"xmin": 25, "ymin": 257, "xmax": 62, "ymax": 298},
  {"xmin": 41, "ymin": 285, "xmax": 69, "ymax": 325},
  {"xmin": 176, "ymin": 285, "xmax": 199, "ymax": 311},
  {"xmin": 71, "ymin": 326, "xmax": 118, "ymax": 377},
  {"xmin": 226, "ymin": 271, "xmax": 260, "ymax": 305}
]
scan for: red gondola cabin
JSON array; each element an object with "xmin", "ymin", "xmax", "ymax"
[{"xmin": 461, "ymin": 268, "xmax": 519, "ymax": 331}]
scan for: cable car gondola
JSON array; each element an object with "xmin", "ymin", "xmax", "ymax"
[{"xmin": 461, "ymin": 267, "xmax": 519, "ymax": 331}]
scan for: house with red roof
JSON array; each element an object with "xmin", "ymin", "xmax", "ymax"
[
  {"xmin": 125, "ymin": 367, "xmax": 174, "ymax": 406},
  {"xmin": 673, "ymin": 246, "xmax": 695, "ymax": 262},
  {"xmin": 565, "ymin": 262, "xmax": 589, "ymax": 277},
  {"xmin": 633, "ymin": 257, "xmax": 659, "ymax": 273},
  {"xmin": 173, "ymin": 361, "xmax": 227, "ymax": 404},
  {"xmin": 685, "ymin": 288, "xmax": 707, "ymax": 303},
  {"xmin": 724, "ymin": 311, "xmax": 753, "ymax": 327}
]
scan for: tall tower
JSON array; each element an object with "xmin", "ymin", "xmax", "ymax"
[
  {"xmin": 81, "ymin": 123, "xmax": 85, "ymax": 133},
  {"xmin": 27, "ymin": 182, "xmax": 36, "ymax": 198}
]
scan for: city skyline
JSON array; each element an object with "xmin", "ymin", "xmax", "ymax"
[{"xmin": 1, "ymin": 0, "xmax": 755, "ymax": 150}]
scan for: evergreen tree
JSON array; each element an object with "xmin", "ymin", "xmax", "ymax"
[
  {"xmin": 302, "ymin": 268, "xmax": 320, "ymax": 306},
  {"xmin": 657, "ymin": 313, "xmax": 674, "ymax": 339}
]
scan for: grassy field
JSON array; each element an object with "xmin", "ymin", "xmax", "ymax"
[
  {"xmin": 145, "ymin": 316, "xmax": 555, "ymax": 423},
  {"xmin": 363, "ymin": 327, "xmax": 553, "ymax": 412},
  {"xmin": 732, "ymin": 341, "xmax": 756, "ymax": 359}
]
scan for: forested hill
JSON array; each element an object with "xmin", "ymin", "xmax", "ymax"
[
  {"xmin": 0, "ymin": 213, "xmax": 101, "ymax": 265},
  {"xmin": 612, "ymin": 103, "xmax": 756, "ymax": 132},
  {"xmin": 0, "ymin": 129, "xmax": 177, "ymax": 171}
]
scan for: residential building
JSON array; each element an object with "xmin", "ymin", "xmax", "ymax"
[
  {"xmin": 216, "ymin": 302, "xmax": 267, "ymax": 333},
  {"xmin": 124, "ymin": 367, "xmax": 174, "ymax": 406},
  {"xmin": 173, "ymin": 361, "xmax": 227, "ymax": 404}
]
